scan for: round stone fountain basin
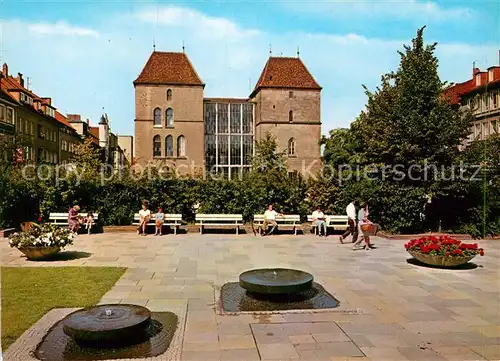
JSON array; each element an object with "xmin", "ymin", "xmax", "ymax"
[
  {"xmin": 63, "ymin": 304, "xmax": 151, "ymax": 345},
  {"xmin": 239, "ymin": 268, "xmax": 314, "ymax": 295}
]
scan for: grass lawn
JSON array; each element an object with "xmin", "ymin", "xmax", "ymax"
[{"xmin": 1, "ymin": 266, "xmax": 126, "ymax": 349}]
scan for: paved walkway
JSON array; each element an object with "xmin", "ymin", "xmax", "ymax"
[{"xmin": 2, "ymin": 233, "xmax": 500, "ymax": 360}]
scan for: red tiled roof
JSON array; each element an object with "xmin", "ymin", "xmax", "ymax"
[
  {"xmin": 444, "ymin": 67, "xmax": 500, "ymax": 105},
  {"xmin": 55, "ymin": 110, "xmax": 76, "ymax": 130},
  {"xmin": 443, "ymin": 79, "xmax": 475, "ymax": 105},
  {"xmin": 89, "ymin": 126, "xmax": 99, "ymax": 139},
  {"xmin": 1, "ymin": 72, "xmax": 75, "ymax": 131},
  {"xmin": 250, "ymin": 57, "xmax": 322, "ymax": 97},
  {"xmin": 134, "ymin": 51, "xmax": 204, "ymax": 86}
]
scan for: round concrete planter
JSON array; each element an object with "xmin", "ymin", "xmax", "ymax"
[
  {"xmin": 19, "ymin": 246, "xmax": 61, "ymax": 260},
  {"xmin": 408, "ymin": 250, "xmax": 476, "ymax": 267}
]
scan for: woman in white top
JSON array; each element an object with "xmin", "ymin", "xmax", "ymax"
[{"xmin": 137, "ymin": 202, "xmax": 151, "ymax": 236}]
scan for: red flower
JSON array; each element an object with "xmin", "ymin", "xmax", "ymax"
[
  {"xmin": 480, "ymin": 249, "xmax": 485, "ymax": 256},
  {"xmin": 38, "ymin": 216, "xmax": 42, "ymax": 222}
]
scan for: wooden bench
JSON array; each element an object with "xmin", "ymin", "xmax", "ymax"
[
  {"xmin": 133, "ymin": 214, "xmax": 182, "ymax": 235},
  {"xmin": 307, "ymin": 215, "xmax": 349, "ymax": 235},
  {"xmin": 195, "ymin": 214, "xmax": 243, "ymax": 234},
  {"xmin": 49, "ymin": 212, "xmax": 99, "ymax": 233},
  {"xmin": 253, "ymin": 214, "xmax": 302, "ymax": 235}
]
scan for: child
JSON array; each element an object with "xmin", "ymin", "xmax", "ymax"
[
  {"xmin": 155, "ymin": 207, "xmax": 164, "ymax": 236},
  {"xmin": 85, "ymin": 211, "xmax": 95, "ymax": 234}
]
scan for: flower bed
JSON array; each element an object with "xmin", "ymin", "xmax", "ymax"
[
  {"xmin": 404, "ymin": 235, "xmax": 484, "ymax": 267},
  {"xmin": 9, "ymin": 223, "xmax": 74, "ymax": 260}
]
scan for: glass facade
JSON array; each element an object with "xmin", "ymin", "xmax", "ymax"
[{"xmin": 204, "ymin": 102, "xmax": 253, "ymax": 179}]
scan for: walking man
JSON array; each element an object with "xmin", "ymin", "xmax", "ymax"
[{"xmin": 339, "ymin": 200, "xmax": 358, "ymax": 244}]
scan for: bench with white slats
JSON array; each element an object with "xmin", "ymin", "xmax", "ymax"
[
  {"xmin": 133, "ymin": 213, "xmax": 183, "ymax": 235},
  {"xmin": 49, "ymin": 212, "xmax": 99, "ymax": 226},
  {"xmin": 307, "ymin": 215, "xmax": 349, "ymax": 235},
  {"xmin": 253, "ymin": 214, "xmax": 302, "ymax": 235},
  {"xmin": 195, "ymin": 214, "xmax": 243, "ymax": 234}
]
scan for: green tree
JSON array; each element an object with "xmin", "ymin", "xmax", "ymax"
[{"xmin": 317, "ymin": 26, "xmax": 474, "ymax": 233}]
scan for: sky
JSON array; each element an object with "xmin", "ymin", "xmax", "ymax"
[{"xmin": 1, "ymin": 0, "xmax": 499, "ymax": 137}]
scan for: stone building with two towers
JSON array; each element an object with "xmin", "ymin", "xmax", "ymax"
[{"xmin": 133, "ymin": 50, "xmax": 322, "ymax": 178}]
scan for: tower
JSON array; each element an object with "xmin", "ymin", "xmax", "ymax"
[{"xmin": 249, "ymin": 56, "xmax": 322, "ymax": 176}]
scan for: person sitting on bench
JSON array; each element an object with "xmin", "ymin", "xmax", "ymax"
[{"xmin": 262, "ymin": 204, "xmax": 282, "ymax": 236}]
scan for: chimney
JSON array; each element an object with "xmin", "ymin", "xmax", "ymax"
[
  {"xmin": 67, "ymin": 114, "xmax": 82, "ymax": 122},
  {"xmin": 473, "ymin": 68, "xmax": 480, "ymax": 76},
  {"xmin": 17, "ymin": 73, "xmax": 24, "ymax": 87},
  {"xmin": 86, "ymin": 118, "xmax": 90, "ymax": 125},
  {"xmin": 42, "ymin": 97, "xmax": 51, "ymax": 105},
  {"xmin": 2, "ymin": 63, "xmax": 7, "ymax": 76}
]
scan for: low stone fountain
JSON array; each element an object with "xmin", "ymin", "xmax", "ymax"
[
  {"xmin": 221, "ymin": 268, "xmax": 339, "ymax": 312},
  {"xmin": 35, "ymin": 304, "xmax": 178, "ymax": 360}
]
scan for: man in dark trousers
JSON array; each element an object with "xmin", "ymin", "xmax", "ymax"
[{"xmin": 339, "ymin": 200, "xmax": 358, "ymax": 244}]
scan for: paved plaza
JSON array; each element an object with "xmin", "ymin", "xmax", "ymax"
[{"xmin": 2, "ymin": 233, "xmax": 500, "ymax": 360}]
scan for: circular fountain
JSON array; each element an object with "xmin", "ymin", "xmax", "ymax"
[
  {"xmin": 63, "ymin": 304, "xmax": 152, "ymax": 346},
  {"xmin": 36, "ymin": 304, "xmax": 178, "ymax": 360},
  {"xmin": 239, "ymin": 268, "xmax": 314, "ymax": 295}
]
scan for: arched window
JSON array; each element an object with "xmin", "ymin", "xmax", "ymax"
[
  {"xmin": 165, "ymin": 135, "xmax": 173, "ymax": 157},
  {"xmin": 288, "ymin": 138, "xmax": 296, "ymax": 156},
  {"xmin": 167, "ymin": 89, "xmax": 172, "ymax": 101},
  {"xmin": 153, "ymin": 108, "xmax": 161, "ymax": 126},
  {"xmin": 153, "ymin": 135, "xmax": 161, "ymax": 157},
  {"xmin": 177, "ymin": 135, "xmax": 186, "ymax": 157},
  {"xmin": 166, "ymin": 108, "xmax": 173, "ymax": 127},
  {"xmin": 289, "ymin": 110, "xmax": 293, "ymax": 122}
]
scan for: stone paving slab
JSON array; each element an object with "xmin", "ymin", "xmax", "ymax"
[{"xmin": 2, "ymin": 233, "xmax": 500, "ymax": 360}]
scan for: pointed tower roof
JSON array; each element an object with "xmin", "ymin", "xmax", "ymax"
[
  {"xmin": 133, "ymin": 51, "xmax": 204, "ymax": 87},
  {"xmin": 250, "ymin": 56, "xmax": 321, "ymax": 98}
]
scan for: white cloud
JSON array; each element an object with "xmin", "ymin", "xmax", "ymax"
[
  {"xmin": 136, "ymin": 6, "xmax": 260, "ymax": 40},
  {"xmin": 28, "ymin": 21, "xmax": 99, "ymax": 38},
  {"xmin": 284, "ymin": 0, "xmax": 475, "ymax": 21}
]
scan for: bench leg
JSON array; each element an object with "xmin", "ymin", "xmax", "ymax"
[
  {"xmin": 174, "ymin": 225, "xmax": 177, "ymax": 235},
  {"xmin": 236, "ymin": 225, "xmax": 239, "ymax": 235},
  {"xmin": 200, "ymin": 225, "xmax": 203, "ymax": 235},
  {"xmin": 294, "ymin": 226, "xmax": 297, "ymax": 236}
]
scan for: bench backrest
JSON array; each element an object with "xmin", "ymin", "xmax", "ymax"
[
  {"xmin": 327, "ymin": 215, "xmax": 349, "ymax": 225},
  {"xmin": 133, "ymin": 213, "xmax": 182, "ymax": 222},
  {"xmin": 307, "ymin": 215, "xmax": 348, "ymax": 222},
  {"xmin": 254, "ymin": 214, "xmax": 300, "ymax": 223},
  {"xmin": 195, "ymin": 214, "xmax": 243, "ymax": 222},
  {"xmin": 49, "ymin": 212, "xmax": 99, "ymax": 220}
]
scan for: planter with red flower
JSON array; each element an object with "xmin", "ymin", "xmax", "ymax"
[{"xmin": 404, "ymin": 235, "xmax": 484, "ymax": 267}]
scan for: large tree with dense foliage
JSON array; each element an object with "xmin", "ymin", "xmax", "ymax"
[{"xmin": 314, "ymin": 26, "xmax": 475, "ymax": 233}]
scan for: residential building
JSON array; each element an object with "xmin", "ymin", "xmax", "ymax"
[
  {"xmin": 444, "ymin": 66, "xmax": 500, "ymax": 142},
  {"xmin": 0, "ymin": 63, "xmax": 81, "ymax": 164},
  {"xmin": 117, "ymin": 135, "xmax": 134, "ymax": 165},
  {"xmin": 67, "ymin": 113, "xmax": 127, "ymax": 170},
  {"xmin": 133, "ymin": 51, "xmax": 322, "ymax": 178}
]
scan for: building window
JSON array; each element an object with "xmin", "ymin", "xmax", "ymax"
[
  {"xmin": 484, "ymin": 94, "xmax": 489, "ymax": 110},
  {"xmin": 492, "ymin": 120, "xmax": 498, "ymax": 134},
  {"xmin": 0, "ymin": 105, "xmax": 4, "ymax": 121},
  {"xmin": 166, "ymin": 108, "xmax": 173, "ymax": 127},
  {"xmin": 491, "ymin": 91, "xmax": 498, "ymax": 109},
  {"xmin": 165, "ymin": 135, "xmax": 173, "ymax": 157},
  {"xmin": 153, "ymin": 108, "xmax": 161, "ymax": 127},
  {"xmin": 288, "ymin": 138, "xmax": 296, "ymax": 156},
  {"xmin": 177, "ymin": 135, "xmax": 186, "ymax": 157},
  {"xmin": 289, "ymin": 110, "xmax": 293, "ymax": 122},
  {"xmin": 289, "ymin": 91, "xmax": 293, "ymax": 98},
  {"xmin": 167, "ymin": 89, "xmax": 172, "ymax": 101},
  {"xmin": 153, "ymin": 135, "xmax": 161, "ymax": 157},
  {"xmin": 6, "ymin": 107, "xmax": 13, "ymax": 124}
]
